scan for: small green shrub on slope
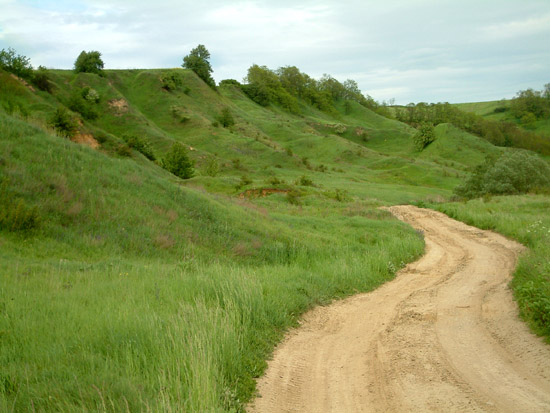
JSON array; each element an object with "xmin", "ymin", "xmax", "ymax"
[{"xmin": 162, "ymin": 142, "xmax": 195, "ymax": 179}]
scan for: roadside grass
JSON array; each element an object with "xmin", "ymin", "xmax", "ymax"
[
  {"xmin": 430, "ymin": 195, "xmax": 550, "ymax": 341},
  {"xmin": 0, "ymin": 110, "xmax": 424, "ymax": 411}
]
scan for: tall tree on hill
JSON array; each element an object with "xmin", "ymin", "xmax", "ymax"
[
  {"xmin": 182, "ymin": 44, "xmax": 215, "ymax": 89},
  {"xmin": 74, "ymin": 51, "xmax": 104, "ymax": 75}
]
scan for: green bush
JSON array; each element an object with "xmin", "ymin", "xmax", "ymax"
[
  {"xmin": 162, "ymin": 143, "xmax": 195, "ymax": 179},
  {"xmin": 217, "ymin": 107, "xmax": 235, "ymax": 128},
  {"xmin": 296, "ymin": 175, "xmax": 314, "ymax": 187},
  {"xmin": 68, "ymin": 88, "xmax": 100, "ymax": 120},
  {"xmin": 203, "ymin": 156, "xmax": 220, "ymax": 177},
  {"xmin": 122, "ymin": 134, "xmax": 156, "ymax": 161},
  {"xmin": 49, "ymin": 107, "xmax": 78, "ymax": 138},
  {"xmin": 454, "ymin": 151, "xmax": 550, "ymax": 199},
  {"xmin": 161, "ymin": 72, "xmax": 183, "ymax": 91},
  {"xmin": 412, "ymin": 123, "xmax": 435, "ymax": 150},
  {"xmin": 32, "ymin": 66, "xmax": 53, "ymax": 93}
]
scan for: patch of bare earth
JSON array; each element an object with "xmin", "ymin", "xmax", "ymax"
[
  {"xmin": 249, "ymin": 205, "xmax": 550, "ymax": 412},
  {"xmin": 108, "ymin": 98, "xmax": 129, "ymax": 116},
  {"xmin": 72, "ymin": 133, "xmax": 100, "ymax": 149}
]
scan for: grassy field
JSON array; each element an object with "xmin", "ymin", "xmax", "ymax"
[{"xmin": 1, "ymin": 66, "xmax": 549, "ymax": 411}]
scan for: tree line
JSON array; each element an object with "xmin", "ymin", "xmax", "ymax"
[{"xmin": 394, "ymin": 101, "xmax": 550, "ymax": 155}]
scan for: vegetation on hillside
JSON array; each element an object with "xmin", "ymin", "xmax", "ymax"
[
  {"xmin": 1, "ymin": 46, "xmax": 549, "ymax": 411},
  {"xmin": 395, "ymin": 101, "xmax": 550, "ymax": 155}
]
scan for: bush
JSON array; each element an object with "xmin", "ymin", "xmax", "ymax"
[
  {"xmin": 68, "ymin": 88, "xmax": 100, "ymax": 120},
  {"xmin": 122, "ymin": 135, "xmax": 156, "ymax": 161},
  {"xmin": 217, "ymin": 107, "xmax": 235, "ymax": 128},
  {"xmin": 49, "ymin": 107, "xmax": 78, "ymax": 138},
  {"xmin": 203, "ymin": 156, "xmax": 220, "ymax": 177},
  {"xmin": 296, "ymin": 175, "xmax": 314, "ymax": 186},
  {"xmin": 32, "ymin": 66, "xmax": 53, "ymax": 93},
  {"xmin": 412, "ymin": 123, "xmax": 435, "ymax": 150},
  {"xmin": 162, "ymin": 143, "xmax": 195, "ymax": 179},
  {"xmin": 161, "ymin": 72, "xmax": 183, "ymax": 91},
  {"xmin": 454, "ymin": 151, "xmax": 550, "ymax": 199}
]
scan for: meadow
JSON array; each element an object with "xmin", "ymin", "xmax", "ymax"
[{"xmin": 1, "ymin": 65, "xmax": 549, "ymax": 411}]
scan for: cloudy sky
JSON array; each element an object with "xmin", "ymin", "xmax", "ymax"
[{"xmin": 1, "ymin": 0, "xmax": 549, "ymax": 104}]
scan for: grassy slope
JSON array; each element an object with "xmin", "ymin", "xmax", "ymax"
[
  {"xmin": 1, "ymin": 68, "xmax": 548, "ymax": 411},
  {"xmin": 454, "ymin": 99, "xmax": 550, "ymax": 135}
]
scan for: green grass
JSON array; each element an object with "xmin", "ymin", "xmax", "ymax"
[{"xmin": 1, "ymin": 66, "xmax": 549, "ymax": 411}]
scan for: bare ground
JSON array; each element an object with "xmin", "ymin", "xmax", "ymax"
[{"xmin": 249, "ymin": 205, "xmax": 550, "ymax": 412}]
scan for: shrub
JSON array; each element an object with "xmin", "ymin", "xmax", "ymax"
[
  {"xmin": 286, "ymin": 190, "xmax": 302, "ymax": 205},
  {"xmin": 161, "ymin": 72, "xmax": 183, "ymax": 91},
  {"xmin": 217, "ymin": 107, "xmax": 235, "ymax": 128},
  {"xmin": 412, "ymin": 123, "xmax": 435, "ymax": 150},
  {"xmin": 454, "ymin": 151, "xmax": 550, "ymax": 199},
  {"xmin": 68, "ymin": 88, "xmax": 100, "ymax": 120},
  {"xmin": 296, "ymin": 175, "xmax": 314, "ymax": 187},
  {"xmin": 162, "ymin": 143, "xmax": 195, "ymax": 179},
  {"xmin": 203, "ymin": 156, "xmax": 220, "ymax": 177},
  {"xmin": 32, "ymin": 66, "xmax": 53, "ymax": 93},
  {"xmin": 49, "ymin": 107, "xmax": 78, "ymax": 138},
  {"xmin": 122, "ymin": 135, "xmax": 156, "ymax": 161}
]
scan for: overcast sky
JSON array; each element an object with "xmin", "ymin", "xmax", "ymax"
[{"xmin": 1, "ymin": 0, "xmax": 549, "ymax": 104}]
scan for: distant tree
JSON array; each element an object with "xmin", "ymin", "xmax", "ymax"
[
  {"xmin": 162, "ymin": 143, "xmax": 195, "ymax": 179},
  {"xmin": 182, "ymin": 44, "xmax": 215, "ymax": 89},
  {"xmin": 74, "ymin": 51, "xmax": 104, "ymax": 75},
  {"xmin": 0, "ymin": 47, "xmax": 33, "ymax": 79},
  {"xmin": 219, "ymin": 79, "xmax": 241, "ymax": 87}
]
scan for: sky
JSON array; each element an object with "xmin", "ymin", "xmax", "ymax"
[{"xmin": 0, "ymin": 0, "xmax": 549, "ymax": 104}]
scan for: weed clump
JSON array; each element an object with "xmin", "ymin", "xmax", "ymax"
[{"xmin": 0, "ymin": 180, "xmax": 40, "ymax": 232}]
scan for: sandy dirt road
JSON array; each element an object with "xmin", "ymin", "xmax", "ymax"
[{"xmin": 249, "ymin": 206, "xmax": 550, "ymax": 412}]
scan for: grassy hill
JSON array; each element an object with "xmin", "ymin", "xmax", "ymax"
[{"xmin": 1, "ymin": 67, "xmax": 549, "ymax": 412}]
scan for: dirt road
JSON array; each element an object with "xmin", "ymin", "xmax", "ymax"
[{"xmin": 249, "ymin": 206, "xmax": 550, "ymax": 412}]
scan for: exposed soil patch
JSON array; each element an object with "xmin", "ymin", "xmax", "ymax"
[
  {"xmin": 108, "ymin": 98, "xmax": 129, "ymax": 116},
  {"xmin": 72, "ymin": 133, "xmax": 100, "ymax": 149},
  {"xmin": 250, "ymin": 206, "xmax": 550, "ymax": 412}
]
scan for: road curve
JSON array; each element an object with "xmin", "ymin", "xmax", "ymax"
[{"xmin": 249, "ymin": 205, "xmax": 550, "ymax": 412}]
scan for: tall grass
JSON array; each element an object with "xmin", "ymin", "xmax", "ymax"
[{"xmin": 0, "ymin": 111, "xmax": 424, "ymax": 411}]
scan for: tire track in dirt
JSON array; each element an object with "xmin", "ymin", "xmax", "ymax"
[{"xmin": 249, "ymin": 205, "xmax": 550, "ymax": 412}]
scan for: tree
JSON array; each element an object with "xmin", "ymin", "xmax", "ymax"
[
  {"xmin": 74, "ymin": 51, "xmax": 104, "ymax": 75},
  {"xmin": 162, "ymin": 143, "xmax": 195, "ymax": 179},
  {"xmin": 0, "ymin": 47, "xmax": 33, "ymax": 79},
  {"xmin": 182, "ymin": 44, "xmax": 215, "ymax": 89}
]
